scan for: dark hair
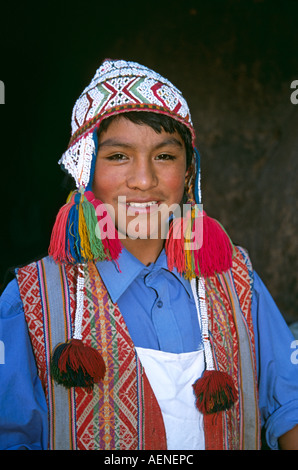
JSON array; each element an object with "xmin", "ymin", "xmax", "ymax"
[{"xmin": 97, "ymin": 111, "xmax": 193, "ymax": 168}]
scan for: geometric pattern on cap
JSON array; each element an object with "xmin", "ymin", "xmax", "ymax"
[{"xmin": 60, "ymin": 59, "xmax": 194, "ymax": 189}]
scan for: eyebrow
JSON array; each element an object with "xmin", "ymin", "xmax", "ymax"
[{"xmin": 98, "ymin": 137, "xmax": 184, "ymax": 150}]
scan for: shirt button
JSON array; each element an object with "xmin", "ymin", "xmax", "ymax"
[{"xmin": 156, "ymin": 300, "xmax": 163, "ymax": 308}]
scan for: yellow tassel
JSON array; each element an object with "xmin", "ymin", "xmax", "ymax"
[
  {"xmin": 66, "ymin": 190, "xmax": 75, "ymax": 204},
  {"xmin": 184, "ymin": 207, "xmax": 195, "ymax": 279},
  {"xmin": 78, "ymin": 197, "xmax": 93, "ymax": 261}
]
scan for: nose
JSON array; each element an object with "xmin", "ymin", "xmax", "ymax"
[{"xmin": 127, "ymin": 156, "xmax": 158, "ymax": 191}]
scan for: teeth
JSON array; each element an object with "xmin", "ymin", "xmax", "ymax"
[{"xmin": 128, "ymin": 201, "xmax": 158, "ymax": 207}]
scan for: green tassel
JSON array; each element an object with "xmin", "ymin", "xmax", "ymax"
[{"xmin": 81, "ymin": 197, "xmax": 106, "ymax": 261}]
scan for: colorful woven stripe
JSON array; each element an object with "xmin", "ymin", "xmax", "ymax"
[
  {"xmin": 203, "ymin": 247, "xmax": 260, "ymax": 450},
  {"xmin": 17, "ymin": 260, "xmax": 77, "ymax": 449}
]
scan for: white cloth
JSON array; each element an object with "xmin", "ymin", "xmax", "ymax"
[{"xmin": 136, "ymin": 346, "xmax": 205, "ymax": 450}]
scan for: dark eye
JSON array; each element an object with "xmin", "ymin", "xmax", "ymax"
[
  {"xmin": 155, "ymin": 153, "xmax": 176, "ymax": 161},
  {"xmin": 106, "ymin": 153, "xmax": 128, "ymax": 161}
]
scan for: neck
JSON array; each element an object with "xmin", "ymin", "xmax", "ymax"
[{"xmin": 120, "ymin": 237, "xmax": 165, "ymax": 266}]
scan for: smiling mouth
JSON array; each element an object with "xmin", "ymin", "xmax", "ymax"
[
  {"xmin": 125, "ymin": 201, "xmax": 160, "ymax": 215},
  {"xmin": 126, "ymin": 201, "xmax": 158, "ymax": 208}
]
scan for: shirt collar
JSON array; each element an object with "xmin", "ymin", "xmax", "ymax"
[{"xmin": 96, "ymin": 247, "xmax": 193, "ymax": 303}]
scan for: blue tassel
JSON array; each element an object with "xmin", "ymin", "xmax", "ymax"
[
  {"xmin": 66, "ymin": 193, "xmax": 83, "ymax": 263},
  {"xmin": 194, "ymin": 147, "xmax": 201, "ymax": 205}
]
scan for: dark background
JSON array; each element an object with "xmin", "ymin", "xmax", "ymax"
[{"xmin": 1, "ymin": 0, "xmax": 297, "ymax": 324}]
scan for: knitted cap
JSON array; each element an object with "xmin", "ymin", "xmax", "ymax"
[{"xmin": 59, "ymin": 59, "xmax": 196, "ymax": 191}]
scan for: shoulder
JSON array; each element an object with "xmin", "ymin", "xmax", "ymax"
[
  {"xmin": 228, "ymin": 246, "xmax": 255, "ymax": 299},
  {"xmin": 1, "ymin": 256, "xmax": 59, "ymax": 318},
  {"xmin": 0, "ymin": 278, "xmax": 23, "ymax": 319},
  {"xmin": 234, "ymin": 246, "xmax": 253, "ymax": 272},
  {"xmin": 16, "ymin": 255, "xmax": 68, "ymax": 287},
  {"xmin": 0, "ymin": 256, "xmax": 51, "ymax": 319}
]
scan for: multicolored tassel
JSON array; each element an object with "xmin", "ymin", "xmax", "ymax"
[
  {"xmin": 165, "ymin": 207, "xmax": 235, "ymax": 280},
  {"xmin": 49, "ymin": 189, "xmax": 122, "ymax": 265},
  {"xmin": 84, "ymin": 191, "xmax": 122, "ymax": 262},
  {"xmin": 190, "ymin": 277, "xmax": 237, "ymax": 414},
  {"xmin": 51, "ymin": 339, "xmax": 106, "ymax": 390},
  {"xmin": 51, "ymin": 264, "xmax": 106, "ymax": 390},
  {"xmin": 192, "ymin": 370, "xmax": 237, "ymax": 414},
  {"xmin": 48, "ymin": 185, "xmax": 122, "ymax": 390}
]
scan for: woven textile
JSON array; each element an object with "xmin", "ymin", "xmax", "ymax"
[
  {"xmin": 203, "ymin": 247, "xmax": 261, "ymax": 450},
  {"xmin": 16, "ymin": 248, "xmax": 260, "ymax": 450},
  {"xmin": 16, "ymin": 258, "xmax": 166, "ymax": 450}
]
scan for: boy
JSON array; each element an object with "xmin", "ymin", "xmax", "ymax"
[{"xmin": 1, "ymin": 59, "xmax": 298, "ymax": 450}]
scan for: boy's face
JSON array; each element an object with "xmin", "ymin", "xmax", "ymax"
[{"xmin": 93, "ymin": 116, "xmax": 187, "ymax": 240}]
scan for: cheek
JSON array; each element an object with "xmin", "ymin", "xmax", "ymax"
[
  {"xmin": 163, "ymin": 170, "xmax": 186, "ymax": 201},
  {"xmin": 92, "ymin": 163, "xmax": 120, "ymax": 202}
]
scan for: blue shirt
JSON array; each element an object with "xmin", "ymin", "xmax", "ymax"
[{"xmin": 1, "ymin": 248, "xmax": 298, "ymax": 450}]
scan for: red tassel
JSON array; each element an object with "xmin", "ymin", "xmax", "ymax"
[
  {"xmin": 51, "ymin": 338, "xmax": 106, "ymax": 390},
  {"xmin": 165, "ymin": 217, "xmax": 186, "ymax": 273},
  {"xmin": 165, "ymin": 211, "xmax": 233, "ymax": 278},
  {"xmin": 198, "ymin": 212, "xmax": 234, "ymax": 278},
  {"xmin": 58, "ymin": 339, "xmax": 105, "ymax": 378},
  {"xmin": 48, "ymin": 195, "xmax": 75, "ymax": 263},
  {"xmin": 193, "ymin": 370, "xmax": 237, "ymax": 414}
]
